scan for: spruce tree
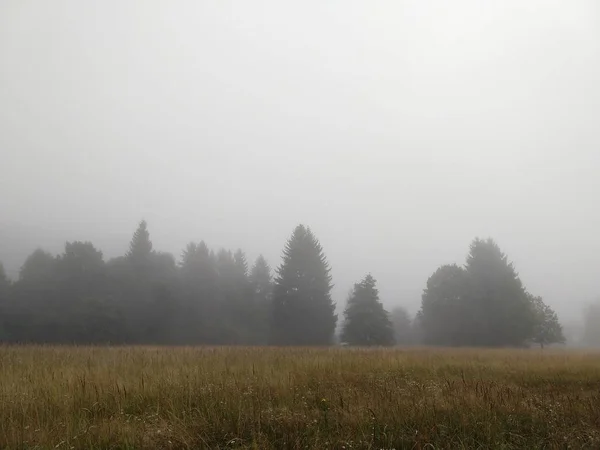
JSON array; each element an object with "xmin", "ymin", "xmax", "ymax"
[
  {"xmin": 233, "ymin": 249, "xmax": 248, "ymax": 279},
  {"xmin": 249, "ymin": 255, "xmax": 273, "ymax": 345},
  {"xmin": 250, "ymin": 255, "xmax": 272, "ymax": 298},
  {"xmin": 341, "ymin": 274, "xmax": 394, "ymax": 346},
  {"xmin": 126, "ymin": 220, "xmax": 153, "ymax": 268},
  {"xmin": 216, "ymin": 249, "xmax": 236, "ymax": 280},
  {"xmin": 178, "ymin": 241, "xmax": 219, "ymax": 343},
  {"xmin": 271, "ymin": 225, "xmax": 336, "ymax": 345}
]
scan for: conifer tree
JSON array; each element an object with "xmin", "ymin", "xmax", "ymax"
[
  {"xmin": 250, "ymin": 255, "xmax": 272, "ymax": 298},
  {"xmin": 126, "ymin": 220, "xmax": 153, "ymax": 267},
  {"xmin": 249, "ymin": 255, "xmax": 272, "ymax": 344},
  {"xmin": 233, "ymin": 249, "xmax": 248, "ymax": 279},
  {"xmin": 271, "ymin": 225, "xmax": 336, "ymax": 345},
  {"xmin": 179, "ymin": 241, "xmax": 219, "ymax": 343},
  {"xmin": 341, "ymin": 274, "xmax": 394, "ymax": 346}
]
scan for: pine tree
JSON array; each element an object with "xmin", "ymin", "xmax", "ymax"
[
  {"xmin": 271, "ymin": 225, "xmax": 336, "ymax": 345},
  {"xmin": 341, "ymin": 275, "xmax": 394, "ymax": 346},
  {"xmin": 179, "ymin": 241, "xmax": 219, "ymax": 343},
  {"xmin": 249, "ymin": 255, "xmax": 272, "ymax": 344},
  {"xmin": 216, "ymin": 249, "xmax": 236, "ymax": 280},
  {"xmin": 250, "ymin": 255, "xmax": 272, "ymax": 298},
  {"xmin": 233, "ymin": 249, "xmax": 248, "ymax": 279},
  {"xmin": 126, "ymin": 220, "xmax": 153, "ymax": 267}
]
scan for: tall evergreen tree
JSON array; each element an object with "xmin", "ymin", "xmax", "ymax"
[
  {"xmin": 341, "ymin": 275, "xmax": 394, "ymax": 346},
  {"xmin": 126, "ymin": 220, "xmax": 153, "ymax": 268},
  {"xmin": 250, "ymin": 255, "xmax": 272, "ymax": 298},
  {"xmin": 233, "ymin": 249, "xmax": 248, "ymax": 279},
  {"xmin": 249, "ymin": 255, "xmax": 273, "ymax": 345},
  {"xmin": 217, "ymin": 249, "xmax": 236, "ymax": 280},
  {"xmin": 270, "ymin": 225, "xmax": 336, "ymax": 345},
  {"xmin": 215, "ymin": 248, "xmax": 252, "ymax": 343},
  {"xmin": 177, "ymin": 242, "xmax": 219, "ymax": 343}
]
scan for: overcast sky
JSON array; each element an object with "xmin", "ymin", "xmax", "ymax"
[{"xmin": 1, "ymin": 1, "xmax": 599, "ymax": 322}]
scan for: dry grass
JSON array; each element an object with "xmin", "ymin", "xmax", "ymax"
[{"xmin": 1, "ymin": 346, "xmax": 600, "ymax": 449}]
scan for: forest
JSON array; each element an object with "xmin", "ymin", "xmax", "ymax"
[{"xmin": 1, "ymin": 220, "xmax": 593, "ymax": 348}]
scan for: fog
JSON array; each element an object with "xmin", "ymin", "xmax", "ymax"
[{"xmin": 1, "ymin": 1, "xmax": 599, "ymax": 325}]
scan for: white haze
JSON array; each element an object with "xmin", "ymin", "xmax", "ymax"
[{"xmin": 1, "ymin": 1, "xmax": 599, "ymax": 324}]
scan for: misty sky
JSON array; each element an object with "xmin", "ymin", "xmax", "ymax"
[{"xmin": 1, "ymin": 1, "xmax": 599, "ymax": 323}]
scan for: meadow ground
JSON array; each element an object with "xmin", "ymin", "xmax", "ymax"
[{"xmin": 0, "ymin": 346, "xmax": 599, "ymax": 449}]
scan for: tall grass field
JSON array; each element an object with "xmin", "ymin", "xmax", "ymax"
[{"xmin": 1, "ymin": 346, "xmax": 599, "ymax": 449}]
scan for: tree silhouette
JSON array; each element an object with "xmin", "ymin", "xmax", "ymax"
[
  {"xmin": 126, "ymin": 220, "xmax": 153, "ymax": 268},
  {"xmin": 271, "ymin": 225, "xmax": 336, "ymax": 345},
  {"xmin": 529, "ymin": 294, "xmax": 565, "ymax": 348},
  {"xmin": 341, "ymin": 274, "xmax": 394, "ymax": 346}
]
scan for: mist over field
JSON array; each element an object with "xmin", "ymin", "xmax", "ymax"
[
  {"xmin": 1, "ymin": 1, "xmax": 599, "ymax": 342},
  {"xmin": 3, "ymin": 3, "xmax": 600, "ymax": 449}
]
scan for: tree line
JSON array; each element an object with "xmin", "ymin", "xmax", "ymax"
[{"xmin": 0, "ymin": 221, "xmax": 567, "ymax": 347}]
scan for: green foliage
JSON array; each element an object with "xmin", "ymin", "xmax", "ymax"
[
  {"xmin": 248, "ymin": 255, "xmax": 273, "ymax": 345},
  {"xmin": 419, "ymin": 238, "xmax": 544, "ymax": 347},
  {"xmin": 420, "ymin": 264, "xmax": 470, "ymax": 345},
  {"xmin": 465, "ymin": 238, "xmax": 534, "ymax": 346},
  {"xmin": 0, "ymin": 225, "xmax": 567, "ymax": 349},
  {"xmin": 233, "ymin": 249, "xmax": 248, "ymax": 278},
  {"xmin": 271, "ymin": 225, "xmax": 337, "ymax": 345},
  {"xmin": 0, "ymin": 263, "xmax": 8, "ymax": 287},
  {"xmin": 581, "ymin": 300, "xmax": 600, "ymax": 347},
  {"xmin": 341, "ymin": 275, "xmax": 394, "ymax": 346},
  {"xmin": 19, "ymin": 248, "xmax": 56, "ymax": 283},
  {"xmin": 0, "ymin": 263, "xmax": 9, "ymax": 340},
  {"xmin": 390, "ymin": 306, "xmax": 414, "ymax": 345},
  {"xmin": 126, "ymin": 220, "xmax": 153, "ymax": 268},
  {"xmin": 528, "ymin": 294, "xmax": 565, "ymax": 348},
  {"xmin": 250, "ymin": 255, "xmax": 272, "ymax": 297}
]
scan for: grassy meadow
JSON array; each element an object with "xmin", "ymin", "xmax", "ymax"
[{"xmin": 1, "ymin": 346, "xmax": 600, "ymax": 449}]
